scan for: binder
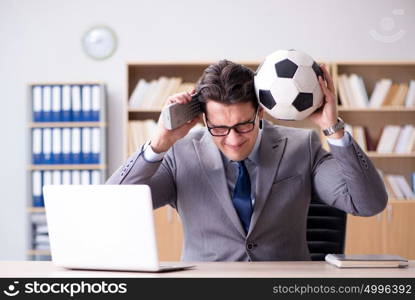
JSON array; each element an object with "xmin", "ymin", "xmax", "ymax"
[
  {"xmin": 71, "ymin": 85, "xmax": 82, "ymax": 121},
  {"xmin": 81, "ymin": 170, "xmax": 91, "ymax": 185},
  {"xmin": 52, "ymin": 86, "xmax": 62, "ymax": 122},
  {"xmin": 32, "ymin": 86, "xmax": 43, "ymax": 122},
  {"xmin": 62, "ymin": 170, "xmax": 71, "ymax": 184},
  {"xmin": 42, "ymin": 171, "xmax": 53, "ymax": 198},
  {"xmin": 71, "ymin": 170, "xmax": 81, "ymax": 185},
  {"xmin": 91, "ymin": 85, "xmax": 101, "ymax": 121},
  {"xmin": 42, "ymin": 86, "xmax": 52, "ymax": 122},
  {"xmin": 32, "ymin": 128, "xmax": 42, "ymax": 164},
  {"xmin": 32, "ymin": 171, "xmax": 43, "ymax": 207},
  {"xmin": 42, "ymin": 128, "xmax": 52, "ymax": 164},
  {"xmin": 62, "ymin": 128, "xmax": 71, "ymax": 164},
  {"xmin": 52, "ymin": 128, "xmax": 62, "ymax": 164},
  {"xmin": 81, "ymin": 128, "xmax": 92, "ymax": 163},
  {"xmin": 81, "ymin": 85, "xmax": 92, "ymax": 121},
  {"xmin": 91, "ymin": 128, "xmax": 100, "ymax": 164},
  {"xmin": 91, "ymin": 170, "xmax": 101, "ymax": 184},
  {"xmin": 62, "ymin": 85, "xmax": 72, "ymax": 121},
  {"xmin": 71, "ymin": 128, "xmax": 81, "ymax": 164},
  {"xmin": 52, "ymin": 170, "xmax": 61, "ymax": 185}
]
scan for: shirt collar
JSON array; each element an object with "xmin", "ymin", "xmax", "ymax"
[{"xmin": 221, "ymin": 127, "xmax": 262, "ymax": 166}]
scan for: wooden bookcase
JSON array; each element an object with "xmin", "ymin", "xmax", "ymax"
[
  {"xmin": 27, "ymin": 82, "xmax": 107, "ymax": 260},
  {"xmin": 332, "ymin": 62, "xmax": 415, "ymax": 259},
  {"xmin": 124, "ymin": 61, "xmax": 415, "ymax": 260}
]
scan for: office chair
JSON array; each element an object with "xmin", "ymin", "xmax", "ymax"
[{"xmin": 306, "ymin": 197, "xmax": 347, "ymax": 261}]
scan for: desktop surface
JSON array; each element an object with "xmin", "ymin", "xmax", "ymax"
[{"xmin": 1, "ymin": 261, "xmax": 414, "ymax": 278}]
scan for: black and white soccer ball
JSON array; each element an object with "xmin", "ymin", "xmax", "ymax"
[{"xmin": 254, "ymin": 49, "xmax": 324, "ymax": 120}]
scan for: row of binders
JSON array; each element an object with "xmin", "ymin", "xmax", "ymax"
[
  {"xmin": 32, "ymin": 127, "xmax": 101, "ymax": 164},
  {"xmin": 129, "ymin": 77, "xmax": 195, "ymax": 109},
  {"xmin": 337, "ymin": 75, "xmax": 415, "ymax": 108},
  {"xmin": 32, "ymin": 170, "xmax": 102, "ymax": 207},
  {"xmin": 32, "ymin": 84, "xmax": 102, "ymax": 122}
]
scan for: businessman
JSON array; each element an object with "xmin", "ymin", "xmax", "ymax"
[{"xmin": 107, "ymin": 60, "xmax": 387, "ymax": 261}]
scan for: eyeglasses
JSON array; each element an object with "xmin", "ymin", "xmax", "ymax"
[{"xmin": 206, "ymin": 110, "xmax": 258, "ymax": 137}]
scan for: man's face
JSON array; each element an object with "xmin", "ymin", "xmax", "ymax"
[{"xmin": 204, "ymin": 100, "xmax": 263, "ymax": 161}]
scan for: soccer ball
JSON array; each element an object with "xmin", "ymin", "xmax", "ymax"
[{"xmin": 254, "ymin": 49, "xmax": 324, "ymax": 120}]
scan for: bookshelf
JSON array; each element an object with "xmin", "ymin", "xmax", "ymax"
[
  {"xmin": 27, "ymin": 82, "xmax": 107, "ymax": 261},
  {"xmin": 124, "ymin": 61, "xmax": 415, "ymax": 260},
  {"xmin": 332, "ymin": 62, "xmax": 415, "ymax": 258}
]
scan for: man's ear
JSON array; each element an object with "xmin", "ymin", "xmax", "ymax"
[
  {"xmin": 202, "ymin": 113, "xmax": 207, "ymax": 126},
  {"xmin": 258, "ymin": 106, "xmax": 264, "ymax": 119}
]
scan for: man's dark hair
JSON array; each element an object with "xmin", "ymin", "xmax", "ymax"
[{"xmin": 196, "ymin": 60, "xmax": 258, "ymax": 113}]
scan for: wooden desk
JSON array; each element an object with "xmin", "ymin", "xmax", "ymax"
[{"xmin": 1, "ymin": 261, "xmax": 414, "ymax": 278}]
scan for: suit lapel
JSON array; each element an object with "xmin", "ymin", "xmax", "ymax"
[
  {"xmin": 248, "ymin": 122, "xmax": 287, "ymax": 236},
  {"xmin": 193, "ymin": 132, "xmax": 246, "ymax": 237}
]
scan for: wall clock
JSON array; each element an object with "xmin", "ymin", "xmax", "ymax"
[{"xmin": 82, "ymin": 26, "xmax": 117, "ymax": 60}]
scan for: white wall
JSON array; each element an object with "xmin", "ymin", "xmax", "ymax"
[{"xmin": 0, "ymin": 0, "xmax": 414, "ymax": 260}]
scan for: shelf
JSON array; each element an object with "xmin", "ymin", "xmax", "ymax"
[
  {"xmin": 27, "ymin": 249, "xmax": 51, "ymax": 256},
  {"xmin": 29, "ymin": 122, "xmax": 106, "ymax": 128},
  {"xmin": 339, "ymin": 107, "xmax": 415, "ymax": 112},
  {"xmin": 128, "ymin": 108, "xmax": 162, "ymax": 113},
  {"xmin": 367, "ymin": 152, "xmax": 415, "ymax": 158},
  {"xmin": 128, "ymin": 107, "xmax": 415, "ymax": 113},
  {"xmin": 28, "ymin": 164, "xmax": 106, "ymax": 170},
  {"xmin": 28, "ymin": 81, "xmax": 105, "ymax": 86},
  {"xmin": 27, "ymin": 207, "xmax": 45, "ymax": 213},
  {"xmin": 388, "ymin": 199, "xmax": 415, "ymax": 203}
]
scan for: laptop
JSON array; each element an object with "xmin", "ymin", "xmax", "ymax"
[{"xmin": 43, "ymin": 184, "xmax": 194, "ymax": 272}]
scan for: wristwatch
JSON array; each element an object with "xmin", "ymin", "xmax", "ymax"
[{"xmin": 322, "ymin": 117, "xmax": 345, "ymax": 136}]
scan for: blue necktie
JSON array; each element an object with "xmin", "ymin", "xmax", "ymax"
[{"xmin": 232, "ymin": 160, "xmax": 253, "ymax": 234}]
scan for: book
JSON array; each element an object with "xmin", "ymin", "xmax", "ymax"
[
  {"xmin": 376, "ymin": 125, "xmax": 401, "ymax": 153},
  {"xmin": 412, "ymin": 172, "xmax": 415, "ymax": 193},
  {"xmin": 390, "ymin": 83, "xmax": 408, "ymax": 106},
  {"xmin": 405, "ymin": 80, "xmax": 415, "ymax": 107},
  {"xmin": 377, "ymin": 170, "xmax": 396, "ymax": 198},
  {"xmin": 382, "ymin": 83, "xmax": 399, "ymax": 106},
  {"xmin": 394, "ymin": 125, "xmax": 414, "ymax": 153},
  {"xmin": 348, "ymin": 74, "xmax": 368, "ymax": 107},
  {"xmin": 352, "ymin": 126, "xmax": 367, "ymax": 151},
  {"xmin": 369, "ymin": 78, "xmax": 392, "ymax": 108},
  {"xmin": 385, "ymin": 175, "xmax": 404, "ymax": 199},
  {"xmin": 325, "ymin": 254, "xmax": 408, "ymax": 268},
  {"xmin": 337, "ymin": 75, "xmax": 350, "ymax": 107},
  {"xmin": 394, "ymin": 175, "xmax": 415, "ymax": 199}
]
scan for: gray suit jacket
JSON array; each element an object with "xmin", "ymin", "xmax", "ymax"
[{"xmin": 106, "ymin": 121, "xmax": 387, "ymax": 261}]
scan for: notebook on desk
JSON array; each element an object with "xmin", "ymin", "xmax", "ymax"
[
  {"xmin": 43, "ymin": 184, "xmax": 194, "ymax": 272},
  {"xmin": 325, "ymin": 254, "xmax": 409, "ymax": 268}
]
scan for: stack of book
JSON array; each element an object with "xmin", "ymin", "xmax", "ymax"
[
  {"xmin": 128, "ymin": 120, "xmax": 158, "ymax": 155},
  {"xmin": 127, "ymin": 120, "xmax": 204, "ymax": 155},
  {"xmin": 376, "ymin": 125, "xmax": 415, "ymax": 154},
  {"xmin": 128, "ymin": 77, "xmax": 195, "ymax": 110},
  {"xmin": 321, "ymin": 124, "xmax": 415, "ymax": 154},
  {"xmin": 337, "ymin": 75, "xmax": 415, "ymax": 108},
  {"xmin": 344, "ymin": 124, "xmax": 370, "ymax": 151},
  {"xmin": 378, "ymin": 170, "xmax": 415, "ymax": 200}
]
